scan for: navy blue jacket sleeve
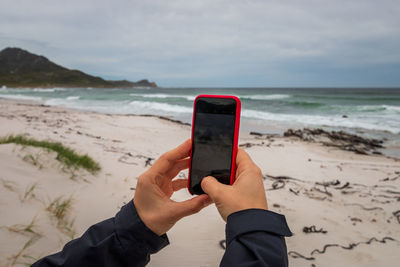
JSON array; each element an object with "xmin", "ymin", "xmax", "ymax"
[
  {"xmin": 32, "ymin": 200, "xmax": 169, "ymax": 267},
  {"xmin": 221, "ymin": 209, "xmax": 292, "ymax": 267}
]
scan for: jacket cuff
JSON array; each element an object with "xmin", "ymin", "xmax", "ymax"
[
  {"xmin": 115, "ymin": 200, "xmax": 169, "ymax": 254},
  {"xmin": 226, "ymin": 209, "xmax": 292, "ymax": 245}
]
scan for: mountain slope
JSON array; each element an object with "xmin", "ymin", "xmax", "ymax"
[{"xmin": 0, "ymin": 47, "xmax": 157, "ymax": 88}]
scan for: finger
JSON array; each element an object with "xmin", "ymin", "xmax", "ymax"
[
  {"xmin": 201, "ymin": 176, "xmax": 229, "ymax": 201},
  {"xmin": 172, "ymin": 179, "xmax": 188, "ymax": 191},
  {"xmin": 172, "ymin": 194, "xmax": 212, "ymax": 219},
  {"xmin": 162, "ymin": 139, "xmax": 191, "ymax": 161},
  {"xmin": 152, "ymin": 139, "xmax": 191, "ymax": 174},
  {"xmin": 166, "ymin": 158, "xmax": 190, "ymax": 178},
  {"xmin": 236, "ymin": 149, "xmax": 255, "ymax": 172}
]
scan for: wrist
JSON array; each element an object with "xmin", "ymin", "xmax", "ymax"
[
  {"xmin": 133, "ymin": 199, "xmax": 166, "ymax": 236},
  {"xmin": 116, "ymin": 200, "xmax": 169, "ymax": 253}
]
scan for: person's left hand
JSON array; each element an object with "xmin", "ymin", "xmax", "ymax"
[{"xmin": 133, "ymin": 139, "xmax": 212, "ymax": 236}]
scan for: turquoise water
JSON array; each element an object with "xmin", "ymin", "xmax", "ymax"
[{"xmin": 1, "ymin": 87, "xmax": 400, "ymax": 138}]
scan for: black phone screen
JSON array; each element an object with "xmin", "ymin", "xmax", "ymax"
[{"xmin": 189, "ymin": 97, "xmax": 237, "ymax": 195}]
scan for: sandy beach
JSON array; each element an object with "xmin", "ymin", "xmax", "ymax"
[{"xmin": 0, "ymin": 98, "xmax": 399, "ymax": 266}]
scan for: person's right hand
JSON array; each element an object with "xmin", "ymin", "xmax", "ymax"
[{"xmin": 201, "ymin": 148, "xmax": 268, "ymax": 221}]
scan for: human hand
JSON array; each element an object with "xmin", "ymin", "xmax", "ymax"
[
  {"xmin": 133, "ymin": 140, "xmax": 212, "ymax": 236},
  {"xmin": 201, "ymin": 148, "xmax": 268, "ymax": 221}
]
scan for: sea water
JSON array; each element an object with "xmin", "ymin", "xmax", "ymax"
[{"xmin": 1, "ymin": 87, "xmax": 399, "ymax": 154}]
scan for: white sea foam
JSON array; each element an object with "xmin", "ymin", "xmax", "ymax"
[
  {"xmin": 243, "ymin": 109, "xmax": 400, "ymax": 134},
  {"xmin": 44, "ymin": 98, "xmax": 192, "ymax": 115},
  {"xmin": 129, "ymin": 101, "xmax": 192, "ymax": 113},
  {"xmin": 355, "ymin": 105, "xmax": 400, "ymax": 113},
  {"xmin": 33, "ymin": 88, "xmax": 56, "ymax": 92},
  {"xmin": 66, "ymin": 96, "xmax": 80, "ymax": 100},
  {"xmin": 130, "ymin": 93, "xmax": 196, "ymax": 101},
  {"xmin": 240, "ymin": 94, "xmax": 291, "ymax": 100},
  {"xmin": 44, "ymin": 98, "xmax": 128, "ymax": 113},
  {"xmin": 382, "ymin": 105, "xmax": 400, "ymax": 112},
  {"xmin": 0, "ymin": 94, "xmax": 42, "ymax": 101}
]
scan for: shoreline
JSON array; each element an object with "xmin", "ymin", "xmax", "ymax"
[{"xmin": 2, "ymin": 97, "xmax": 399, "ymax": 158}]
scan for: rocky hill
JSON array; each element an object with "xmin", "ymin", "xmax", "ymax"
[{"xmin": 0, "ymin": 47, "xmax": 157, "ymax": 88}]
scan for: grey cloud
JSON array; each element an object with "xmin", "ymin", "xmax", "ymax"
[{"xmin": 0, "ymin": 0, "xmax": 399, "ymax": 86}]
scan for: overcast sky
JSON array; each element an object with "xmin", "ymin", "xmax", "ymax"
[{"xmin": 1, "ymin": 0, "xmax": 399, "ymax": 87}]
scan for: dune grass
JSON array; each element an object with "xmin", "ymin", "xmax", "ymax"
[
  {"xmin": 47, "ymin": 196, "xmax": 76, "ymax": 239},
  {"xmin": 9, "ymin": 234, "xmax": 41, "ymax": 266},
  {"xmin": 0, "ymin": 178, "xmax": 17, "ymax": 192},
  {"xmin": 7, "ymin": 217, "xmax": 41, "ymax": 237},
  {"xmin": 7, "ymin": 217, "xmax": 42, "ymax": 266},
  {"xmin": 21, "ymin": 182, "xmax": 38, "ymax": 202},
  {"xmin": 0, "ymin": 135, "xmax": 100, "ymax": 174}
]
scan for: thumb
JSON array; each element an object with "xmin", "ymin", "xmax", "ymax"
[
  {"xmin": 172, "ymin": 194, "xmax": 211, "ymax": 219},
  {"xmin": 201, "ymin": 176, "xmax": 227, "ymax": 200}
]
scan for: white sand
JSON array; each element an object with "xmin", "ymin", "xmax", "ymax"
[{"xmin": 0, "ymin": 99, "xmax": 399, "ymax": 266}]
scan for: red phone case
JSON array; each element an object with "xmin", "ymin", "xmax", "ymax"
[{"xmin": 187, "ymin": 94, "xmax": 241, "ymax": 194}]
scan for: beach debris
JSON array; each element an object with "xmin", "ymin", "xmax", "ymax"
[
  {"xmin": 303, "ymin": 193, "xmax": 327, "ymax": 201},
  {"xmin": 249, "ymin": 131, "xmax": 264, "ymax": 136},
  {"xmin": 239, "ymin": 142, "xmax": 255, "ymax": 148},
  {"xmin": 139, "ymin": 114, "xmax": 190, "ymax": 126},
  {"xmin": 283, "ymin": 128, "xmax": 384, "ymax": 155},
  {"xmin": 385, "ymin": 189, "xmax": 400, "ymax": 195},
  {"xmin": 350, "ymin": 217, "xmax": 362, "ymax": 225},
  {"xmin": 263, "ymin": 174, "xmax": 301, "ymax": 182},
  {"xmin": 271, "ymin": 180, "xmax": 286, "ymax": 190},
  {"xmin": 312, "ymin": 184, "xmax": 332, "ymax": 197},
  {"xmin": 118, "ymin": 154, "xmax": 138, "ymax": 165},
  {"xmin": 144, "ymin": 157, "xmax": 153, "ymax": 167},
  {"xmin": 310, "ymin": 236, "xmax": 395, "ymax": 256},
  {"xmin": 335, "ymin": 182, "xmax": 350, "ymax": 190},
  {"xmin": 344, "ymin": 203, "xmax": 383, "ymax": 211},
  {"xmin": 289, "ymin": 236, "xmax": 396, "ymax": 262},
  {"xmin": 288, "ymin": 251, "xmax": 315, "ymax": 261},
  {"xmin": 380, "ymin": 172, "xmax": 400, "ymax": 181},
  {"xmin": 303, "ymin": 225, "xmax": 327, "ymax": 234},
  {"xmin": 249, "ymin": 131, "xmax": 279, "ymax": 138},
  {"xmin": 75, "ymin": 130, "xmax": 101, "ymax": 139},
  {"xmin": 263, "ymin": 174, "xmax": 303, "ymax": 191},
  {"xmin": 393, "ymin": 210, "xmax": 400, "ymax": 224},
  {"xmin": 239, "ymin": 142, "xmax": 270, "ymax": 148},
  {"xmin": 289, "ymin": 188, "xmax": 300, "ymax": 195},
  {"xmin": 118, "ymin": 153, "xmax": 154, "ymax": 167}
]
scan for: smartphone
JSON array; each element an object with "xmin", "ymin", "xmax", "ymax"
[{"xmin": 188, "ymin": 95, "xmax": 241, "ymax": 195}]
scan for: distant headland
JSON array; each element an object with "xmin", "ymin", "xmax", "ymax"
[{"xmin": 0, "ymin": 47, "xmax": 157, "ymax": 88}]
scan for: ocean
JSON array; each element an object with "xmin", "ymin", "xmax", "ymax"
[{"xmin": 1, "ymin": 87, "xmax": 400, "ymax": 148}]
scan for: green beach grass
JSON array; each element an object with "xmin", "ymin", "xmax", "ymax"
[{"xmin": 0, "ymin": 135, "xmax": 100, "ymax": 174}]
